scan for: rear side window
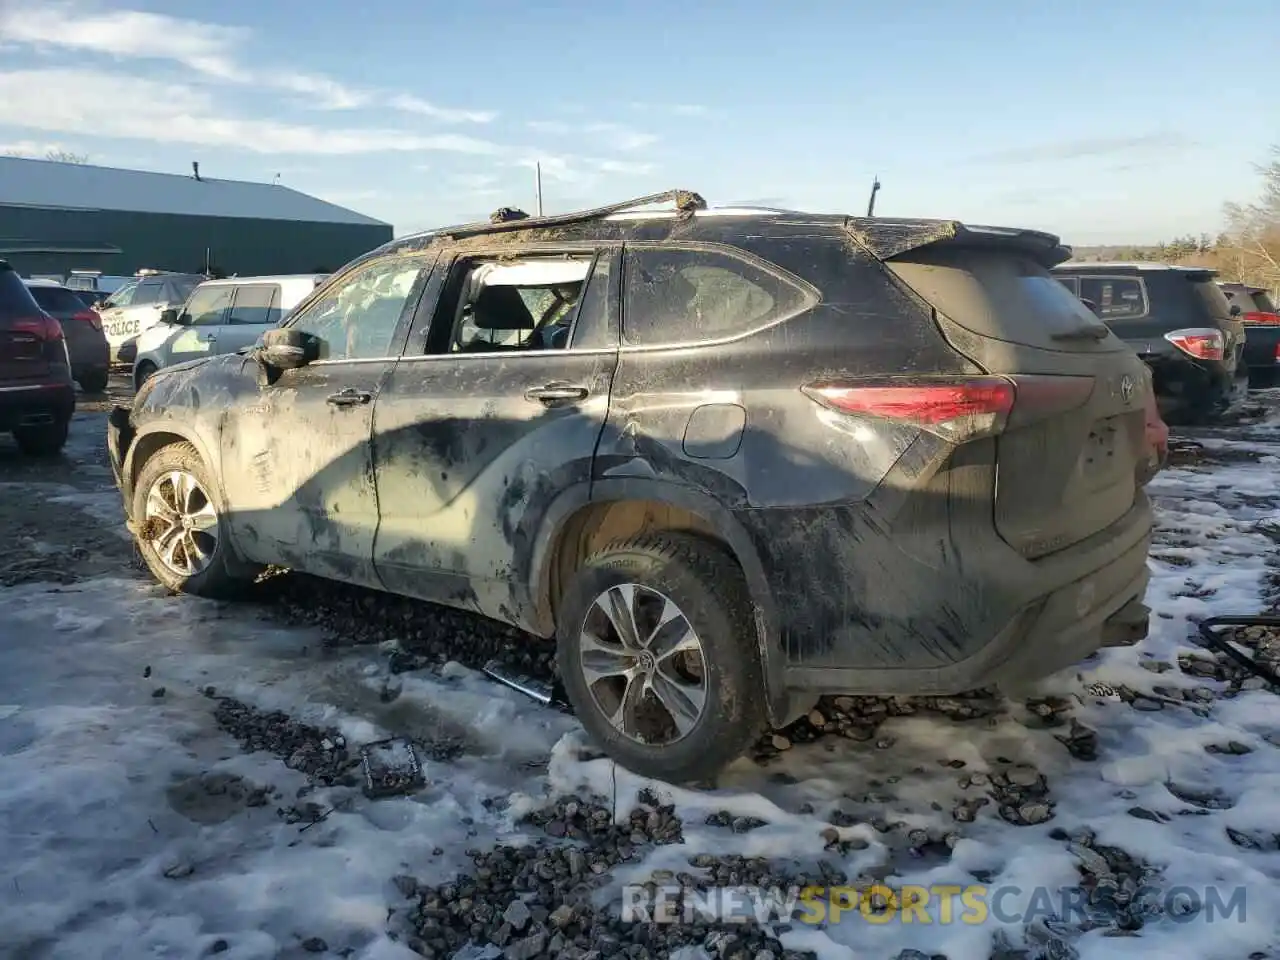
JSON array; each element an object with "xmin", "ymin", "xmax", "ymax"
[
  {"xmin": 622, "ymin": 246, "xmax": 810, "ymax": 345},
  {"xmin": 1054, "ymin": 276, "xmax": 1079, "ymax": 296},
  {"xmin": 226, "ymin": 284, "xmax": 281, "ymax": 325},
  {"xmin": 28, "ymin": 286, "xmax": 88, "ymax": 314},
  {"xmin": 1256, "ymin": 291, "xmax": 1278, "ymax": 314},
  {"xmin": 1188, "ymin": 277, "xmax": 1232, "ymax": 319},
  {"xmin": 0, "ymin": 268, "xmax": 42, "ymax": 319},
  {"xmin": 888, "ymin": 250, "xmax": 1125, "ymax": 352},
  {"xmin": 1078, "ymin": 277, "xmax": 1147, "ymax": 320}
]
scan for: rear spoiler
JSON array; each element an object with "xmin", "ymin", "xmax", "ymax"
[{"xmin": 844, "ymin": 217, "xmax": 1072, "ymax": 268}]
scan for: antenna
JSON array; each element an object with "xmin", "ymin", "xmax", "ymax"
[
  {"xmin": 866, "ymin": 175, "xmax": 881, "ymax": 217},
  {"xmin": 535, "ymin": 162, "xmax": 544, "ymax": 217},
  {"xmin": 192, "ymin": 161, "xmax": 201, "ymax": 182}
]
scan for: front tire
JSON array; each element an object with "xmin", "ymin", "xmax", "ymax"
[
  {"xmin": 555, "ymin": 532, "xmax": 767, "ymax": 783},
  {"xmin": 132, "ymin": 442, "xmax": 249, "ymax": 598},
  {"xmin": 13, "ymin": 418, "xmax": 69, "ymax": 456}
]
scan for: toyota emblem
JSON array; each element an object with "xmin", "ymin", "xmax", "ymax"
[{"xmin": 1120, "ymin": 374, "xmax": 1135, "ymax": 403}]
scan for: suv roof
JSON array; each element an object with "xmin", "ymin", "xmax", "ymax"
[
  {"xmin": 384, "ymin": 188, "xmax": 1074, "ymax": 267},
  {"xmin": 197, "ymin": 274, "xmax": 328, "ymax": 286},
  {"xmin": 1055, "ymin": 261, "xmax": 1217, "ymax": 277},
  {"xmin": 22, "ymin": 278, "xmax": 66, "ymax": 288}
]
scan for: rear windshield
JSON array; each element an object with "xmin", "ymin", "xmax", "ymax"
[
  {"xmin": 0, "ymin": 269, "xmax": 42, "ymax": 320},
  {"xmin": 888, "ymin": 249, "xmax": 1124, "ymax": 352},
  {"xmin": 1188, "ymin": 277, "xmax": 1232, "ymax": 320},
  {"xmin": 28, "ymin": 285, "xmax": 87, "ymax": 314}
]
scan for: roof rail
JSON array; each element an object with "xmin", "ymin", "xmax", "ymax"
[{"xmin": 439, "ymin": 188, "xmax": 707, "ymax": 239}]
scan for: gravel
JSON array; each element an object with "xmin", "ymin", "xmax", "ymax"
[{"xmin": 390, "ymin": 791, "xmax": 820, "ymax": 960}]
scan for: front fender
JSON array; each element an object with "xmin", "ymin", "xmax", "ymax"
[{"xmin": 529, "ymin": 477, "xmax": 789, "ymax": 725}]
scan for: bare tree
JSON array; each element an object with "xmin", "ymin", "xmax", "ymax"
[
  {"xmin": 45, "ymin": 149, "xmax": 89, "ymax": 164},
  {"xmin": 1220, "ymin": 146, "xmax": 1280, "ymax": 289}
]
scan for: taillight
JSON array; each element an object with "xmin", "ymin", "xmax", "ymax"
[
  {"xmin": 73, "ymin": 309, "xmax": 103, "ymax": 330},
  {"xmin": 1164, "ymin": 328, "xmax": 1224, "ymax": 361},
  {"xmin": 802, "ymin": 376, "xmax": 1016, "ymax": 442},
  {"xmin": 11, "ymin": 314, "xmax": 64, "ymax": 342},
  {"xmin": 1245, "ymin": 311, "xmax": 1280, "ymax": 325}
]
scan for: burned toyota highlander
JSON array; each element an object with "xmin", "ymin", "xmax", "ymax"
[{"xmin": 107, "ymin": 190, "xmax": 1156, "ymax": 783}]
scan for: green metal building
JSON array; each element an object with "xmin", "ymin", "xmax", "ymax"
[{"xmin": 0, "ymin": 157, "xmax": 393, "ymax": 280}]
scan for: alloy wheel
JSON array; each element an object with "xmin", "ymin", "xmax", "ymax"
[
  {"xmin": 142, "ymin": 470, "xmax": 219, "ymax": 577},
  {"xmin": 578, "ymin": 583, "xmax": 708, "ymax": 745}
]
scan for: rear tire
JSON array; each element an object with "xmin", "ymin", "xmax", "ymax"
[
  {"xmin": 132, "ymin": 442, "xmax": 251, "ymax": 599},
  {"xmin": 555, "ymin": 531, "xmax": 767, "ymax": 783},
  {"xmin": 78, "ymin": 368, "xmax": 109, "ymax": 393},
  {"xmin": 13, "ymin": 418, "xmax": 69, "ymax": 457},
  {"xmin": 134, "ymin": 361, "xmax": 157, "ymax": 391}
]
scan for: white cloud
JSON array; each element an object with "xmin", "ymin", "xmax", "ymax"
[
  {"xmin": 0, "ymin": 69, "xmax": 503, "ymax": 156},
  {"xmin": 0, "ymin": 1, "xmax": 493, "ymax": 120},
  {"xmin": 389, "ymin": 94, "xmax": 497, "ymax": 125},
  {"xmin": 512, "ymin": 153, "xmax": 656, "ymax": 186},
  {"xmin": 526, "ymin": 120, "xmax": 657, "ymax": 152},
  {"xmin": 0, "ymin": 139, "xmax": 71, "ymax": 157}
]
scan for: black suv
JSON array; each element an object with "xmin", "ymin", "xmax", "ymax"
[
  {"xmin": 107, "ymin": 191, "xmax": 1155, "ymax": 782},
  {"xmin": 1052, "ymin": 263, "xmax": 1246, "ymax": 424},
  {"xmin": 1, "ymin": 260, "xmax": 75, "ymax": 455},
  {"xmin": 1220, "ymin": 282, "xmax": 1280, "ymax": 387}
]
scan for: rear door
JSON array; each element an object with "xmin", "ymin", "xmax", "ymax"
[
  {"xmin": 219, "ymin": 283, "xmax": 281, "ymax": 354},
  {"xmin": 888, "ymin": 248, "xmax": 1150, "ymax": 561},
  {"xmin": 371, "ymin": 245, "xmax": 618, "ymax": 624}
]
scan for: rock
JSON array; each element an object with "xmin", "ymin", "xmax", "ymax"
[
  {"xmin": 301, "ymin": 937, "xmax": 327, "ymax": 953},
  {"xmin": 503, "ymin": 899, "xmax": 532, "ymax": 932},
  {"xmin": 1006, "ymin": 766, "xmax": 1041, "ymax": 788},
  {"xmin": 505, "ymin": 931, "xmax": 548, "ymax": 960},
  {"xmin": 549, "ymin": 904, "xmax": 575, "ymax": 928},
  {"xmin": 771, "ymin": 734, "xmax": 792, "ymax": 751},
  {"xmin": 152, "ymin": 687, "xmax": 166, "ymax": 698},
  {"xmin": 1126, "ymin": 807, "xmax": 1167, "ymax": 823},
  {"xmin": 1017, "ymin": 802, "xmax": 1053, "ymax": 825},
  {"xmin": 209, "ymin": 940, "xmax": 229, "ymax": 955}
]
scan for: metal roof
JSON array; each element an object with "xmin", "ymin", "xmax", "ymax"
[{"xmin": 0, "ymin": 156, "xmax": 389, "ymax": 227}]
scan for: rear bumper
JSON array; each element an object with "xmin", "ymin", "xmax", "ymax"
[
  {"xmin": 63, "ymin": 324, "xmax": 110, "ymax": 373},
  {"xmin": 114, "ymin": 339, "xmax": 138, "ymax": 366},
  {"xmin": 761, "ymin": 489, "xmax": 1154, "ymax": 696},
  {"xmin": 0, "ymin": 382, "xmax": 76, "ymax": 430},
  {"xmin": 1144, "ymin": 354, "xmax": 1238, "ymax": 419}
]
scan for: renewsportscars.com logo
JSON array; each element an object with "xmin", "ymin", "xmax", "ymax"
[{"xmin": 621, "ymin": 883, "xmax": 1249, "ymax": 926}]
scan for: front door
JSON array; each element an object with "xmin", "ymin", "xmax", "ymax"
[
  {"xmin": 372, "ymin": 245, "xmax": 619, "ymax": 628},
  {"xmin": 219, "ymin": 254, "xmax": 433, "ymax": 586},
  {"xmin": 166, "ymin": 284, "xmax": 233, "ymax": 367}
]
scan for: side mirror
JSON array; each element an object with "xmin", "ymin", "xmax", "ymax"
[
  {"xmin": 1080, "ymin": 298, "xmax": 1099, "ymax": 315},
  {"xmin": 160, "ymin": 308, "xmax": 179, "ymax": 325},
  {"xmin": 259, "ymin": 327, "xmax": 319, "ymax": 370}
]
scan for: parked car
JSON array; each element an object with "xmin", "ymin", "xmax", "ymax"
[
  {"xmin": 96, "ymin": 271, "xmax": 204, "ymax": 364},
  {"xmin": 107, "ymin": 191, "xmax": 1155, "ymax": 782},
  {"xmin": 23, "ymin": 279, "xmax": 110, "ymax": 392},
  {"xmin": 1053, "ymin": 263, "xmax": 1247, "ymax": 425},
  {"xmin": 65, "ymin": 270, "xmax": 134, "ymax": 296},
  {"xmin": 132, "ymin": 274, "xmax": 328, "ymax": 389},
  {"xmin": 1220, "ymin": 282, "xmax": 1280, "ymax": 387},
  {"xmin": 1, "ymin": 260, "xmax": 74, "ymax": 455}
]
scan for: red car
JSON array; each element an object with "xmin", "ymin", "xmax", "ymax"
[{"xmin": 0, "ymin": 260, "xmax": 75, "ymax": 455}]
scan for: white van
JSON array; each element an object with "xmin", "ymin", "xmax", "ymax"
[{"xmin": 131, "ymin": 274, "xmax": 327, "ymax": 388}]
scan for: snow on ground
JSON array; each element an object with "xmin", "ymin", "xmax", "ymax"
[{"xmin": 2, "ymin": 411, "xmax": 1280, "ymax": 960}]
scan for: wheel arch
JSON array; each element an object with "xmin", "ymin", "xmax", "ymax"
[
  {"xmin": 529, "ymin": 477, "xmax": 790, "ymax": 725},
  {"xmin": 122, "ymin": 424, "xmax": 227, "ymax": 524}
]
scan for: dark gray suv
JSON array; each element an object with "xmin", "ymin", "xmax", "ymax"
[{"xmin": 107, "ymin": 191, "xmax": 1155, "ymax": 782}]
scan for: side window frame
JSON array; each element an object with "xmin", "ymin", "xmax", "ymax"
[
  {"xmin": 406, "ymin": 243, "xmax": 620, "ymax": 359},
  {"xmin": 185, "ymin": 285, "xmax": 234, "ymax": 327},
  {"xmin": 619, "ymin": 241, "xmax": 820, "ymax": 349},
  {"xmin": 283, "ymin": 252, "xmax": 436, "ymax": 365},
  {"xmin": 1077, "ymin": 274, "xmax": 1149, "ymax": 321}
]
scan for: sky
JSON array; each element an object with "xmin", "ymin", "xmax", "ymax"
[{"xmin": 0, "ymin": 0, "xmax": 1276, "ymax": 244}]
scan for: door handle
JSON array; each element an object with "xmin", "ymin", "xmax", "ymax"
[
  {"xmin": 327, "ymin": 389, "xmax": 373, "ymax": 407},
  {"xmin": 525, "ymin": 383, "xmax": 588, "ymax": 405}
]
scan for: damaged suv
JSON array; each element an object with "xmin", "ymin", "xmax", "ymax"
[{"xmin": 108, "ymin": 191, "xmax": 1155, "ymax": 783}]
